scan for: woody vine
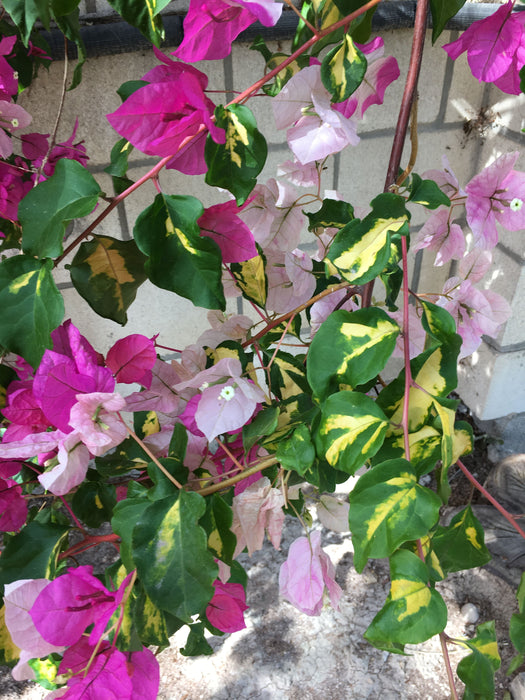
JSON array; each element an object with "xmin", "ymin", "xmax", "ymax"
[{"xmin": 0, "ymin": 0, "xmax": 524, "ymax": 697}]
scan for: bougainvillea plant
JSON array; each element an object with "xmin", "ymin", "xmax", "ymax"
[{"xmin": 0, "ymin": 0, "xmax": 524, "ymax": 697}]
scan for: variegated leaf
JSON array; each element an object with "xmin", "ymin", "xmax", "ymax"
[
  {"xmin": 230, "ymin": 252, "xmax": 267, "ymax": 308},
  {"xmin": 364, "ymin": 549, "xmax": 447, "ymax": 649},
  {"xmin": 315, "ymin": 391, "xmax": 389, "ymax": 474},
  {"xmin": 69, "ymin": 235, "xmax": 147, "ymax": 325},
  {"xmin": 326, "ymin": 193, "xmax": 409, "ymax": 285},
  {"xmin": 0, "ymin": 256, "xmax": 64, "ymax": 368},
  {"xmin": 431, "ymin": 506, "xmax": 491, "ymax": 575},
  {"xmin": 321, "ymin": 34, "xmax": 367, "ymax": 102},
  {"xmin": 349, "ymin": 458, "xmax": 441, "ymax": 572},
  {"xmin": 134, "ymin": 194, "xmax": 225, "ymax": 311},
  {"xmin": 205, "ymin": 104, "xmax": 267, "ymax": 205},
  {"xmin": 307, "ymin": 307, "xmax": 399, "ymax": 400}
]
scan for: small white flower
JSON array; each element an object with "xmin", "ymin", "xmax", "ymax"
[
  {"xmin": 510, "ymin": 197, "xmax": 523, "ymax": 211},
  {"xmin": 219, "ymin": 385, "xmax": 235, "ymax": 401},
  {"xmin": 10, "ymin": 118, "xmax": 18, "ymax": 128},
  {"xmin": 199, "ymin": 381, "xmax": 209, "ymax": 391}
]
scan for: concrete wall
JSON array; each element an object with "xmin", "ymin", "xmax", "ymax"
[{"xmin": 15, "ymin": 4, "xmax": 525, "ymax": 422}]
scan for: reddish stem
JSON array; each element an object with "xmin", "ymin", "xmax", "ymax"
[
  {"xmin": 59, "ymin": 495, "xmax": 85, "ymax": 532},
  {"xmin": 362, "ymin": 0, "xmax": 429, "ymax": 309},
  {"xmin": 456, "ymin": 458, "xmax": 525, "ymax": 540},
  {"xmin": 59, "ymin": 533, "xmax": 121, "ymax": 561},
  {"xmin": 400, "ymin": 235, "xmax": 412, "ymax": 461}
]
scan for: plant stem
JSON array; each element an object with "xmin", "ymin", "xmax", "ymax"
[
  {"xmin": 384, "ymin": 0, "xmax": 429, "ymax": 191},
  {"xmin": 362, "ymin": 0, "xmax": 429, "ymax": 308},
  {"xmin": 124, "ymin": 421, "xmax": 183, "ymax": 490},
  {"xmin": 401, "ymin": 234, "xmax": 413, "ymax": 460},
  {"xmin": 59, "ymin": 495, "xmax": 85, "ymax": 532},
  {"xmin": 59, "ymin": 533, "xmax": 121, "ymax": 561},
  {"xmin": 54, "ymin": 153, "xmax": 174, "ymax": 265},
  {"xmin": 440, "ymin": 632, "xmax": 460, "ymax": 700},
  {"xmin": 231, "ymin": 0, "xmax": 382, "ymax": 107},
  {"xmin": 282, "ymin": 0, "xmax": 319, "ymax": 36},
  {"xmin": 195, "ymin": 456, "xmax": 278, "ymax": 496},
  {"xmin": 456, "ymin": 458, "xmax": 525, "ymax": 540},
  {"xmin": 243, "ymin": 281, "xmax": 350, "ymax": 347}
]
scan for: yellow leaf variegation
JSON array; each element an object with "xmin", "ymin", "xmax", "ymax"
[
  {"xmin": 321, "ymin": 35, "xmax": 367, "ymax": 102},
  {"xmin": 315, "ymin": 391, "xmax": 389, "ymax": 474},
  {"xmin": 349, "ymin": 459, "xmax": 441, "ymax": 572},
  {"xmin": 365, "ymin": 550, "xmax": 447, "ymax": 649}
]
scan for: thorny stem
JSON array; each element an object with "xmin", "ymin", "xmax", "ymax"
[
  {"xmin": 123, "ymin": 420, "xmax": 183, "ymax": 490},
  {"xmin": 456, "ymin": 458, "xmax": 525, "ymax": 540},
  {"xmin": 195, "ymin": 456, "xmax": 278, "ymax": 496}
]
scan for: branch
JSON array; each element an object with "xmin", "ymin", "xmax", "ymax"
[{"xmin": 456, "ymin": 458, "xmax": 525, "ymax": 540}]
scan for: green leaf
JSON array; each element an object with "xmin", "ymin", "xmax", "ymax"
[
  {"xmin": 267, "ymin": 351, "xmax": 310, "ymax": 402},
  {"xmin": 243, "ymin": 405, "xmax": 279, "ymax": 452},
  {"xmin": 28, "ymin": 653, "xmax": 62, "ymax": 690},
  {"xmin": 0, "ymin": 364, "xmax": 17, "ymax": 418},
  {"xmin": 132, "ymin": 585, "xmax": 170, "ymax": 649},
  {"xmin": 132, "ymin": 491, "xmax": 218, "ymax": 622},
  {"xmin": 349, "ymin": 459, "xmax": 442, "ymax": 572},
  {"xmin": 377, "ymin": 343, "xmax": 460, "ymax": 433},
  {"xmin": 276, "ymin": 424, "xmax": 316, "ymax": 476},
  {"xmin": 372, "ymin": 425, "xmax": 442, "ymax": 476},
  {"xmin": 147, "ymin": 458, "xmax": 189, "ymax": 501},
  {"xmin": 457, "ymin": 621, "xmax": 500, "ymax": 698},
  {"xmin": 20, "ymin": 159, "xmax": 101, "ymax": 259},
  {"xmin": 326, "ymin": 193, "xmax": 409, "ymax": 285},
  {"xmin": 315, "ymin": 391, "xmax": 389, "ymax": 475},
  {"xmin": 321, "ymin": 34, "xmax": 367, "ymax": 102},
  {"xmin": 104, "ymin": 138, "xmax": 134, "ymax": 177},
  {"xmin": 111, "ymin": 495, "xmax": 151, "ymax": 572},
  {"xmin": 51, "ymin": 0, "xmax": 80, "ymax": 15},
  {"xmin": 71, "ymin": 482, "xmax": 116, "ymax": 529},
  {"xmin": 69, "ymin": 235, "xmax": 147, "ymax": 325},
  {"xmin": 180, "ymin": 621, "xmax": 214, "ymax": 656},
  {"xmin": 230, "ymin": 251, "xmax": 267, "ymax": 309},
  {"xmin": 431, "ymin": 506, "xmax": 491, "ymax": 576},
  {"xmin": 116, "ymin": 80, "xmax": 149, "ymax": 102},
  {"xmin": 0, "ymin": 520, "xmax": 69, "ymax": 592},
  {"xmin": 200, "ymin": 494, "xmax": 236, "ymax": 565},
  {"xmin": 430, "ymin": 0, "xmax": 468, "ymax": 42},
  {"xmin": 510, "ymin": 611, "xmax": 525, "ymax": 655},
  {"xmin": 517, "ymin": 572, "xmax": 525, "ymax": 613},
  {"xmin": 407, "ymin": 174, "xmax": 451, "ymax": 209},
  {"xmin": 364, "ymin": 549, "xmax": 447, "ymax": 648},
  {"xmin": 2, "ymin": 0, "xmax": 51, "ymax": 43},
  {"xmin": 106, "ymin": 0, "xmax": 170, "ymax": 46},
  {"xmin": 306, "ymin": 198, "xmax": 354, "ymax": 231},
  {"xmin": 307, "ymin": 307, "xmax": 399, "ymax": 400},
  {"xmin": 205, "ymin": 104, "xmax": 267, "ymax": 205},
  {"xmin": 95, "ymin": 436, "xmax": 148, "ymax": 477},
  {"xmin": 0, "ymin": 256, "xmax": 64, "ymax": 368},
  {"xmin": 521, "ymin": 65, "xmax": 525, "ymax": 95},
  {"xmin": 134, "ymin": 193, "xmax": 225, "ymax": 310}
]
